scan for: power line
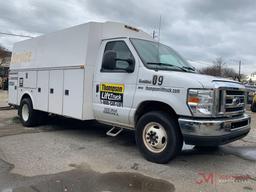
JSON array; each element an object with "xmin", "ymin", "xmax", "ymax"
[{"xmin": 0, "ymin": 32, "xmax": 33, "ymax": 38}]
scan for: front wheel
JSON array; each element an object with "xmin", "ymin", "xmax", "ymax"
[{"xmin": 135, "ymin": 111, "xmax": 183, "ymax": 164}]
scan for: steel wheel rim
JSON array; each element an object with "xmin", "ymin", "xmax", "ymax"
[
  {"xmin": 142, "ymin": 122, "xmax": 168, "ymax": 153},
  {"xmin": 22, "ymin": 104, "xmax": 29, "ymax": 122}
]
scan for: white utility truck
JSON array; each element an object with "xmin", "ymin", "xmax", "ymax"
[{"xmin": 8, "ymin": 22, "xmax": 250, "ymax": 163}]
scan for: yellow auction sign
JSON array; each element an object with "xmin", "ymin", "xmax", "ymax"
[{"xmin": 100, "ymin": 83, "xmax": 124, "ymax": 94}]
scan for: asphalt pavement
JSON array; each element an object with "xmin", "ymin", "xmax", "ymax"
[{"xmin": 0, "ymin": 90, "xmax": 256, "ymax": 192}]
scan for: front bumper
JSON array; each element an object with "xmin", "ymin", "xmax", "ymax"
[{"xmin": 178, "ymin": 114, "xmax": 251, "ymax": 146}]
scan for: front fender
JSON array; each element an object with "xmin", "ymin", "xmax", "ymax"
[{"xmin": 129, "ymin": 86, "xmax": 191, "ymax": 125}]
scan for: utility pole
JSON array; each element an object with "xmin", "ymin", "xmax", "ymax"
[
  {"xmin": 219, "ymin": 63, "xmax": 222, "ymax": 77},
  {"xmin": 238, "ymin": 60, "xmax": 241, "ymax": 82},
  {"xmin": 152, "ymin": 30, "xmax": 156, "ymax": 39}
]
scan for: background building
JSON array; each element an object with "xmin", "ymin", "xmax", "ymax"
[{"xmin": 246, "ymin": 72, "xmax": 256, "ymax": 84}]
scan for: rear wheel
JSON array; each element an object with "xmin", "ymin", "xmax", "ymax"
[
  {"xmin": 18, "ymin": 98, "xmax": 38, "ymax": 127},
  {"xmin": 135, "ymin": 111, "xmax": 183, "ymax": 164}
]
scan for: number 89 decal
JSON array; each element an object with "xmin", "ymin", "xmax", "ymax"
[{"xmin": 152, "ymin": 75, "xmax": 164, "ymax": 85}]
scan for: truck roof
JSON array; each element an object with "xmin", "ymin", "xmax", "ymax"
[
  {"xmin": 10, "ymin": 22, "xmax": 154, "ymax": 70},
  {"xmin": 14, "ymin": 21, "xmax": 153, "ymax": 46}
]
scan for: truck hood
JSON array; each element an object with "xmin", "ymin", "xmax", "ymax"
[
  {"xmin": 181, "ymin": 72, "xmax": 244, "ymax": 89},
  {"xmin": 158, "ymin": 70, "xmax": 245, "ymax": 89}
]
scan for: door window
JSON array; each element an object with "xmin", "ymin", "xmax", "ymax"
[{"xmin": 101, "ymin": 41, "xmax": 134, "ymax": 72}]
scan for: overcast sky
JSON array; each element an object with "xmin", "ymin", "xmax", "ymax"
[{"xmin": 0, "ymin": 0, "xmax": 255, "ymax": 74}]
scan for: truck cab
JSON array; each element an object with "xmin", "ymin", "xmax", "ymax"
[{"xmin": 8, "ymin": 22, "xmax": 251, "ymax": 163}]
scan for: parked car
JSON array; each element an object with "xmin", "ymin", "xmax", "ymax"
[
  {"xmin": 0, "ymin": 77, "xmax": 2, "ymax": 89},
  {"xmin": 251, "ymin": 94, "xmax": 256, "ymax": 112},
  {"xmin": 3, "ymin": 77, "xmax": 8, "ymax": 90}
]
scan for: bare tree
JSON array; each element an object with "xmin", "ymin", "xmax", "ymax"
[
  {"xmin": 0, "ymin": 44, "xmax": 11, "ymax": 66},
  {"xmin": 213, "ymin": 57, "xmax": 226, "ymax": 76},
  {"xmin": 199, "ymin": 57, "xmax": 242, "ymax": 80},
  {"xmin": 222, "ymin": 67, "xmax": 239, "ymax": 79},
  {"xmin": 200, "ymin": 57, "xmax": 226, "ymax": 77}
]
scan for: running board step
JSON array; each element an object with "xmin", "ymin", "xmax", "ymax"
[
  {"xmin": 106, "ymin": 127, "xmax": 123, "ymax": 137},
  {"xmin": 0, "ymin": 106, "xmax": 13, "ymax": 111}
]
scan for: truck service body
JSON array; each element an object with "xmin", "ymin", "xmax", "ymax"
[{"xmin": 8, "ymin": 22, "xmax": 251, "ymax": 163}]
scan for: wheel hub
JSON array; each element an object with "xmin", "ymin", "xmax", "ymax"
[
  {"xmin": 143, "ymin": 122, "xmax": 168, "ymax": 153},
  {"xmin": 22, "ymin": 104, "xmax": 29, "ymax": 122},
  {"xmin": 146, "ymin": 131, "xmax": 159, "ymax": 145}
]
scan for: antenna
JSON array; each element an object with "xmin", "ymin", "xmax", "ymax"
[
  {"xmin": 158, "ymin": 15, "xmax": 162, "ymax": 42},
  {"xmin": 157, "ymin": 15, "xmax": 162, "ymax": 62},
  {"xmin": 152, "ymin": 16, "xmax": 162, "ymax": 41}
]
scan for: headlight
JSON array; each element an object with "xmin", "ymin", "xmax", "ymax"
[{"xmin": 187, "ymin": 89, "xmax": 214, "ymax": 117}]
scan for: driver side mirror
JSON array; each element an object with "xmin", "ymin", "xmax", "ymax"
[
  {"xmin": 102, "ymin": 50, "xmax": 117, "ymax": 71},
  {"xmin": 102, "ymin": 50, "xmax": 135, "ymax": 73}
]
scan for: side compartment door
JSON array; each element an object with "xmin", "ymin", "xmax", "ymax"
[
  {"xmin": 35, "ymin": 71, "xmax": 49, "ymax": 111},
  {"xmin": 63, "ymin": 69, "xmax": 84, "ymax": 119},
  {"xmin": 8, "ymin": 73, "xmax": 18, "ymax": 105},
  {"xmin": 49, "ymin": 70, "xmax": 63, "ymax": 115},
  {"xmin": 93, "ymin": 39, "xmax": 138, "ymax": 126}
]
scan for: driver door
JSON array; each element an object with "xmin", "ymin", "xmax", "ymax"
[{"xmin": 93, "ymin": 39, "xmax": 138, "ymax": 126}]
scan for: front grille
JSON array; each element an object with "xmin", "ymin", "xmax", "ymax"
[
  {"xmin": 226, "ymin": 106, "xmax": 244, "ymax": 112},
  {"xmin": 218, "ymin": 89, "xmax": 246, "ymax": 116},
  {"xmin": 226, "ymin": 90, "xmax": 244, "ymax": 95}
]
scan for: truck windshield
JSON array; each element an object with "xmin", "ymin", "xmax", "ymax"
[{"xmin": 130, "ymin": 38, "xmax": 195, "ymax": 72}]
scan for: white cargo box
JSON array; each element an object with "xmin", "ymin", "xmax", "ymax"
[{"xmin": 9, "ymin": 22, "xmax": 152, "ymax": 120}]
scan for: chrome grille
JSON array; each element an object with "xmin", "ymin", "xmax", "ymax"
[{"xmin": 218, "ymin": 89, "xmax": 246, "ymax": 116}]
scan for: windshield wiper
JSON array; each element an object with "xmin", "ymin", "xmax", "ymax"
[
  {"xmin": 146, "ymin": 62, "xmax": 187, "ymax": 72},
  {"xmin": 181, "ymin": 66, "xmax": 196, "ymax": 72}
]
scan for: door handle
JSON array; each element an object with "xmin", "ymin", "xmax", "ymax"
[
  {"xmin": 50, "ymin": 88, "xmax": 54, "ymax": 94},
  {"xmin": 65, "ymin": 89, "xmax": 69, "ymax": 96},
  {"xmin": 96, "ymin": 84, "xmax": 99, "ymax": 93}
]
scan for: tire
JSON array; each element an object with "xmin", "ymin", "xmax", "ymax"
[
  {"xmin": 251, "ymin": 102, "xmax": 256, "ymax": 112},
  {"xmin": 135, "ymin": 111, "xmax": 183, "ymax": 164},
  {"xmin": 18, "ymin": 98, "xmax": 38, "ymax": 127}
]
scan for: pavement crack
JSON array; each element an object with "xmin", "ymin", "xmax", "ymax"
[
  {"xmin": 0, "ymin": 147, "xmax": 8, "ymax": 162},
  {"xmin": 241, "ymin": 138, "xmax": 256, "ymax": 144},
  {"xmin": 30, "ymin": 185, "xmax": 41, "ymax": 192}
]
